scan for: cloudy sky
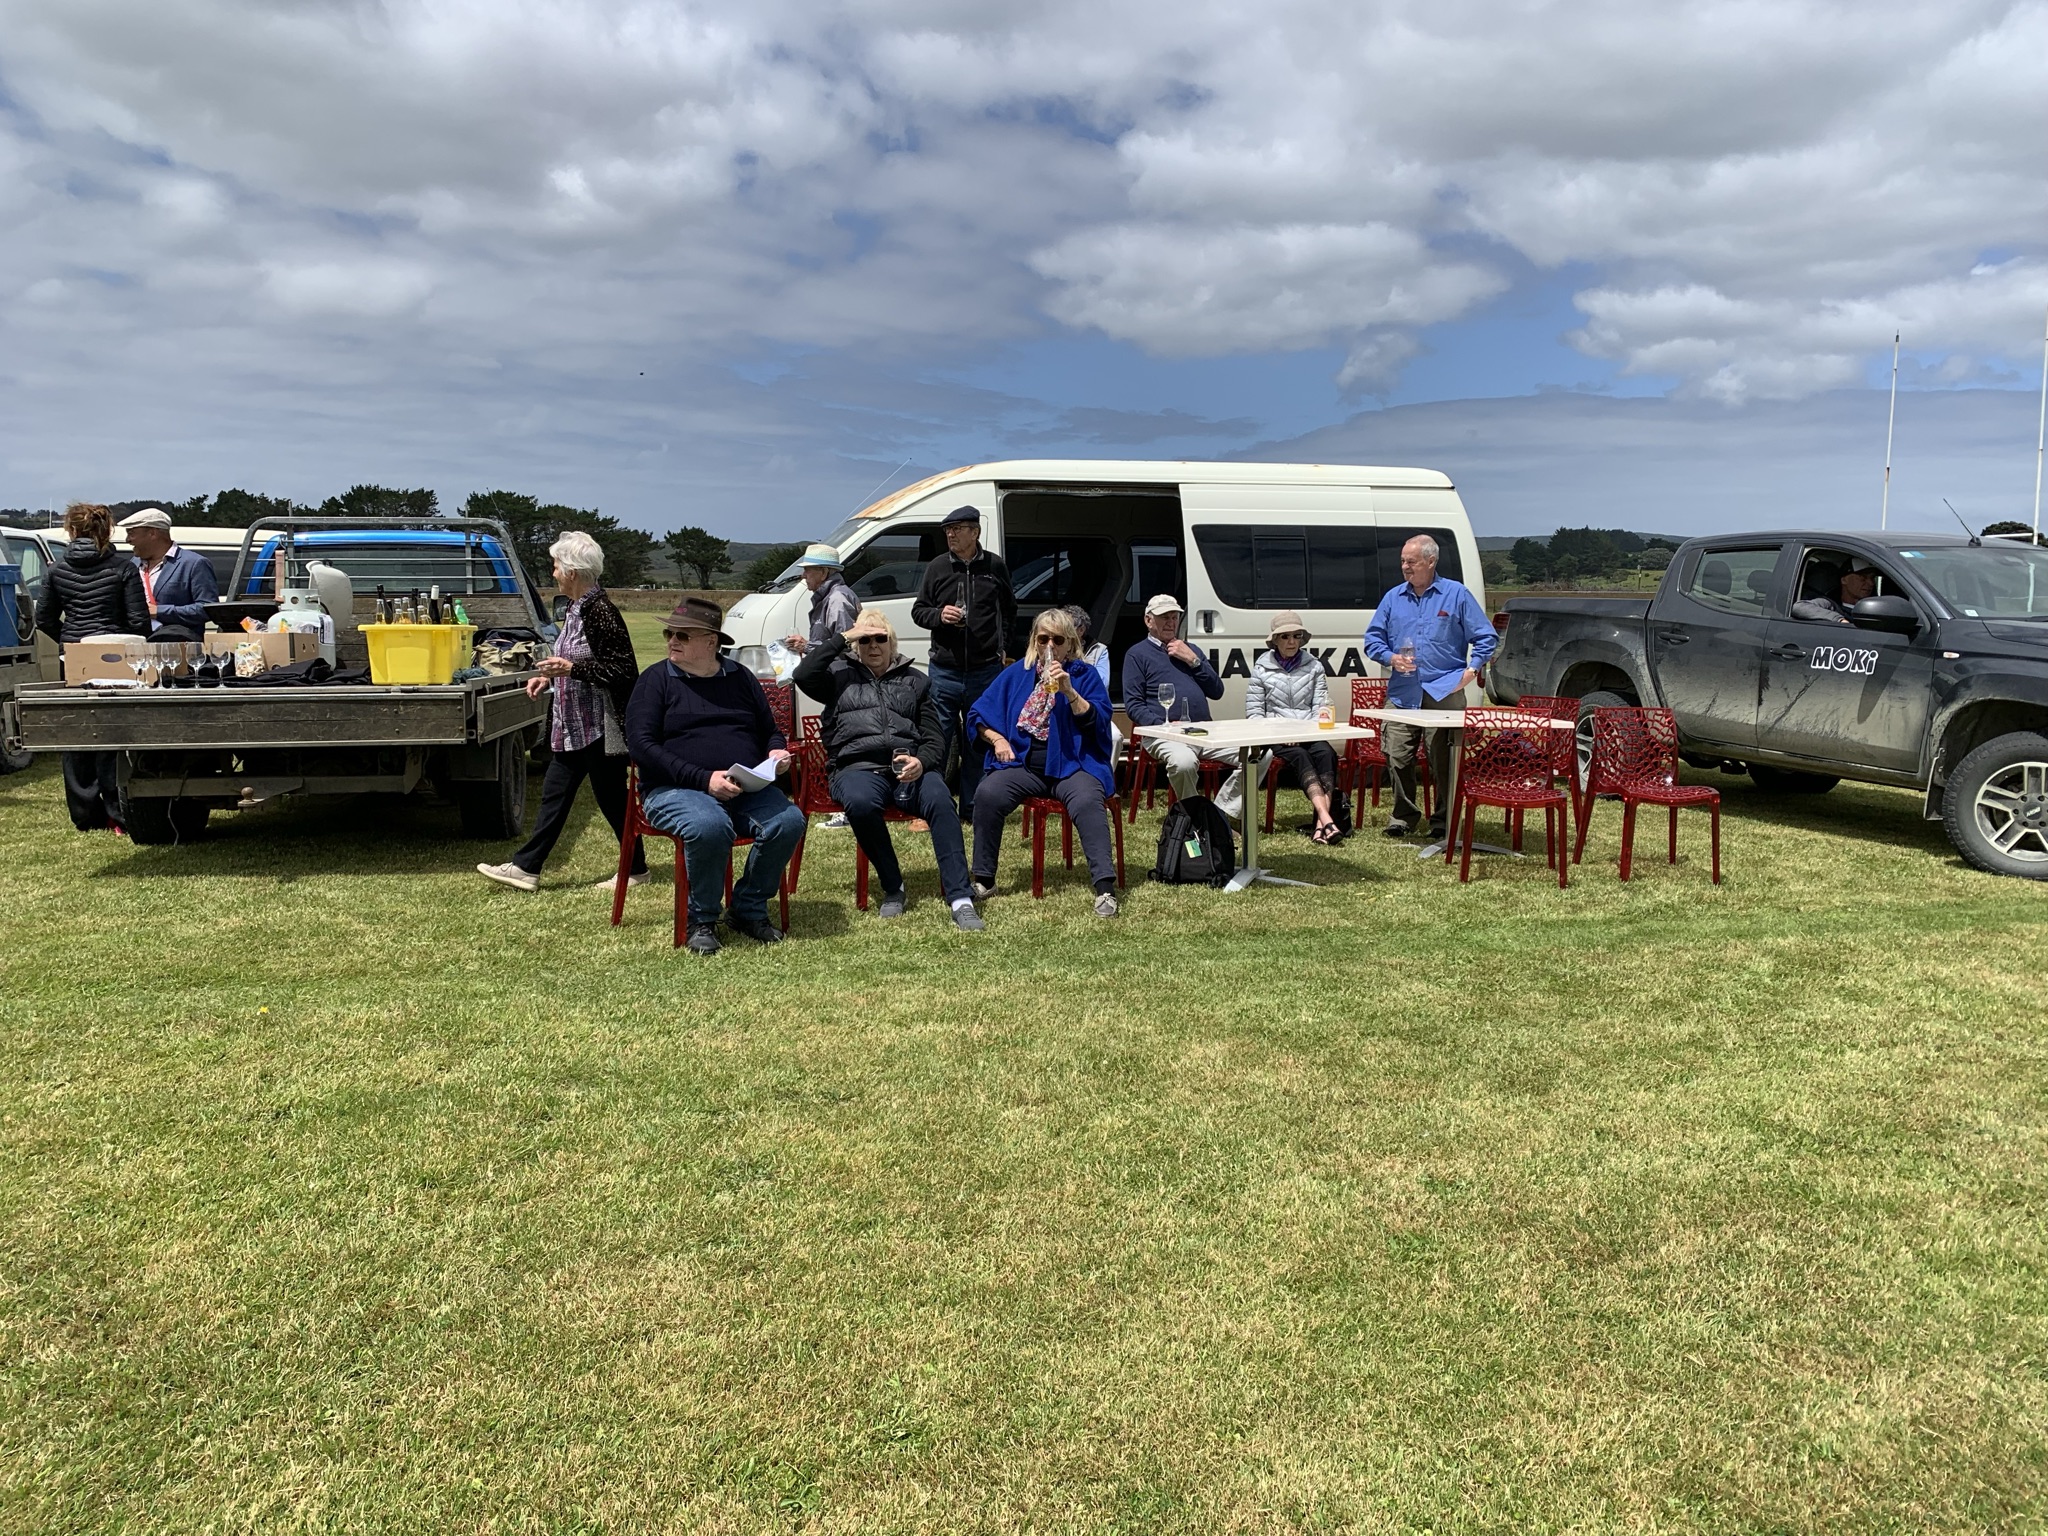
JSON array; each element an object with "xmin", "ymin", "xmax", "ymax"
[{"xmin": 1, "ymin": 0, "xmax": 2043, "ymax": 538}]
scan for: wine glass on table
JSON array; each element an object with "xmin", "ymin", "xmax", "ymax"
[{"xmin": 1157, "ymin": 681, "xmax": 1177, "ymax": 726}]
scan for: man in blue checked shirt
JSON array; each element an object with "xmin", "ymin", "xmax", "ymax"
[{"xmin": 1363, "ymin": 534, "xmax": 1497, "ymax": 842}]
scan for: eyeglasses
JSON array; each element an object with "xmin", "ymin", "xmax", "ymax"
[
  {"xmin": 1275, "ymin": 631, "xmax": 1308, "ymax": 643},
  {"xmin": 663, "ymin": 629, "xmax": 710, "ymax": 642}
]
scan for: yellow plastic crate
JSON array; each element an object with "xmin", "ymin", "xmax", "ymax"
[{"xmin": 362, "ymin": 623, "xmax": 475, "ymax": 685}]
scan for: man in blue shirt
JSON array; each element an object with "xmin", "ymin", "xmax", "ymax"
[
  {"xmin": 118, "ymin": 508, "xmax": 219, "ymax": 637},
  {"xmin": 1363, "ymin": 535, "xmax": 1497, "ymax": 841}
]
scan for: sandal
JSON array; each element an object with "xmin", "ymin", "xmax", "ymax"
[{"xmin": 1311, "ymin": 820, "xmax": 1343, "ymax": 846}]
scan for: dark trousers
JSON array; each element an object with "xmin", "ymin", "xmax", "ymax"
[
  {"xmin": 62, "ymin": 751, "xmax": 120, "ymax": 831},
  {"xmin": 927, "ymin": 659, "xmax": 1002, "ymax": 816},
  {"xmin": 831, "ymin": 764, "xmax": 972, "ymax": 903},
  {"xmin": 512, "ymin": 742, "xmax": 645, "ymax": 876},
  {"xmin": 1385, "ymin": 691, "xmax": 1461, "ymax": 835},
  {"xmin": 1270, "ymin": 740, "xmax": 1341, "ymax": 796},
  {"xmin": 972, "ymin": 765, "xmax": 1118, "ymax": 893}
]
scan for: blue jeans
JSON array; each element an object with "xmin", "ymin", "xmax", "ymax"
[
  {"xmin": 928, "ymin": 659, "xmax": 1003, "ymax": 816},
  {"xmin": 831, "ymin": 764, "xmax": 972, "ymax": 903},
  {"xmin": 640, "ymin": 782, "xmax": 807, "ymax": 927}
]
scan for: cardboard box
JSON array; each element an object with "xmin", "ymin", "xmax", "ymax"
[
  {"xmin": 62, "ymin": 639, "xmax": 146, "ymax": 682},
  {"xmin": 203, "ymin": 632, "xmax": 323, "ymax": 670}
]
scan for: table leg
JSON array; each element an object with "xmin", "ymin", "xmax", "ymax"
[{"xmin": 1226, "ymin": 743, "xmax": 1313, "ymax": 891}]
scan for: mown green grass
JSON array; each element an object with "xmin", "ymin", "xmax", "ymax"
[{"xmin": 3, "ymin": 744, "xmax": 2046, "ymax": 1534}]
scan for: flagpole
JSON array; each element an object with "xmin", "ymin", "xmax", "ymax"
[
  {"xmin": 1881, "ymin": 332, "xmax": 1899, "ymax": 531},
  {"xmin": 2033, "ymin": 305, "xmax": 2046, "ymax": 539}
]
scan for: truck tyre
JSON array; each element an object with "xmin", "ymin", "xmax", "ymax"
[
  {"xmin": 1749, "ymin": 765, "xmax": 1840, "ymax": 795},
  {"xmin": 1573, "ymin": 691, "xmax": 1635, "ymax": 794},
  {"xmin": 458, "ymin": 733, "xmax": 529, "ymax": 840},
  {"xmin": 0, "ymin": 700, "xmax": 29, "ymax": 774},
  {"xmin": 1942, "ymin": 731, "xmax": 2048, "ymax": 879},
  {"xmin": 118, "ymin": 792, "xmax": 211, "ymax": 845}
]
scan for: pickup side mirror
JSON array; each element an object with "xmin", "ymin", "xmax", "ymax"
[
  {"xmin": 550, "ymin": 593, "xmax": 570, "ymax": 625},
  {"xmin": 1850, "ymin": 593, "xmax": 1920, "ymax": 635}
]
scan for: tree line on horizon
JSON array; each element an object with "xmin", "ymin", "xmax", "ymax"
[{"xmin": 0, "ymin": 486, "xmax": 805, "ymax": 590}]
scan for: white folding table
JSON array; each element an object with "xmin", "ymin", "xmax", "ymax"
[{"xmin": 1134, "ymin": 718, "xmax": 1377, "ymax": 891}]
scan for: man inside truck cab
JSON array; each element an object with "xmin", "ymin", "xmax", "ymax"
[
  {"xmin": 1364, "ymin": 534, "xmax": 1496, "ymax": 843},
  {"xmin": 1790, "ymin": 557, "xmax": 1878, "ymax": 625},
  {"xmin": 911, "ymin": 505, "xmax": 1016, "ymax": 816}
]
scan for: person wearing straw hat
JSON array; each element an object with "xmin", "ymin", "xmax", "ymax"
[
  {"xmin": 792, "ymin": 607, "xmax": 983, "ymax": 929},
  {"xmin": 625, "ymin": 596, "xmax": 804, "ymax": 955},
  {"xmin": 783, "ymin": 543, "xmax": 861, "ymax": 654},
  {"xmin": 1247, "ymin": 610, "xmax": 1349, "ymax": 845}
]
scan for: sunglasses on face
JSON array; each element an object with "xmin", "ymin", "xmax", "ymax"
[
  {"xmin": 854, "ymin": 635, "xmax": 890, "ymax": 646},
  {"xmin": 664, "ymin": 629, "xmax": 710, "ymax": 642},
  {"xmin": 1033, "ymin": 634, "xmax": 1067, "ymax": 648},
  {"xmin": 1275, "ymin": 631, "xmax": 1308, "ymax": 643}
]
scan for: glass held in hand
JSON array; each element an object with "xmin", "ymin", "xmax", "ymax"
[
  {"xmin": 1396, "ymin": 639, "xmax": 1417, "ymax": 674},
  {"xmin": 1157, "ymin": 681, "xmax": 1177, "ymax": 722}
]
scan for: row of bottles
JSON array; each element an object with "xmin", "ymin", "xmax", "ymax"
[{"xmin": 372, "ymin": 584, "xmax": 470, "ymax": 626}]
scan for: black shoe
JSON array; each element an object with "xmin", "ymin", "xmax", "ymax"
[
  {"xmin": 685, "ymin": 922, "xmax": 721, "ymax": 956},
  {"xmin": 728, "ymin": 915, "xmax": 785, "ymax": 945},
  {"xmin": 1382, "ymin": 822, "xmax": 1412, "ymax": 839}
]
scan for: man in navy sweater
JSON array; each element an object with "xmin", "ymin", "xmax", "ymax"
[
  {"xmin": 1121, "ymin": 593, "xmax": 1244, "ymax": 822},
  {"xmin": 625, "ymin": 597, "xmax": 805, "ymax": 956}
]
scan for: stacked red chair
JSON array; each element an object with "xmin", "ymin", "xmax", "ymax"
[
  {"xmin": 612, "ymin": 766, "xmax": 794, "ymax": 946},
  {"xmin": 1573, "ymin": 706, "xmax": 1721, "ymax": 882},
  {"xmin": 1444, "ymin": 707, "xmax": 1570, "ymax": 887},
  {"xmin": 1342, "ymin": 677, "xmax": 1389, "ymax": 819}
]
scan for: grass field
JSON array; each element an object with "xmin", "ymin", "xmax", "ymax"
[{"xmin": 4, "ymin": 718, "xmax": 2048, "ymax": 1532}]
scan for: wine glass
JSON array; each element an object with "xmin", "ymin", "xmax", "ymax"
[
  {"xmin": 127, "ymin": 646, "xmax": 150, "ymax": 686},
  {"xmin": 1157, "ymin": 681, "xmax": 1177, "ymax": 723}
]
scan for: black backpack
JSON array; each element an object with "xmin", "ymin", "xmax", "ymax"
[{"xmin": 1149, "ymin": 795, "xmax": 1236, "ymax": 887}]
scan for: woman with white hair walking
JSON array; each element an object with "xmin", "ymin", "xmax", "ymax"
[{"xmin": 478, "ymin": 530, "xmax": 646, "ymax": 891}]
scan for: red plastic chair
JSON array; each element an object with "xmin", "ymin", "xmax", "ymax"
[
  {"xmin": 1445, "ymin": 708, "xmax": 1569, "ymax": 887},
  {"xmin": 1123, "ymin": 733, "xmax": 1224, "ymax": 823},
  {"xmin": 790, "ymin": 717, "xmax": 934, "ymax": 909},
  {"xmin": 762, "ymin": 680, "xmax": 797, "ymax": 744},
  {"xmin": 612, "ymin": 766, "xmax": 795, "ymax": 945},
  {"xmin": 1021, "ymin": 793, "xmax": 1126, "ymax": 897},
  {"xmin": 1573, "ymin": 707, "xmax": 1721, "ymax": 882},
  {"xmin": 1341, "ymin": 678, "xmax": 1389, "ymax": 818},
  {"xmin": 1498, "ymin": 693, "xmax": 1578, "ymax": 848}
]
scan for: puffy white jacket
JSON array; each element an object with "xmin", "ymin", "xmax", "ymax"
[{"xmin": 1246, "ymin": 648, "xmax": 1330, "ymax": 720}]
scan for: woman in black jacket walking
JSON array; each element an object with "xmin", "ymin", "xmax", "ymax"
[
  {"xmin": 793, "ymin": 607, "xmax": 982, "ymax": 929},
  {"xmin": 476, "ymin": 531, "xmax": 646, "ymax": 891},
  {"xmin": 37, "ymin": 503, "xmax": 149, "ymax": 831}
]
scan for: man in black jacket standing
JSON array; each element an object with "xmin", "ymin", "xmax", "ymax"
[{"xmin": 910, "ymin": 505, "xmax": 1015, "ymax": 816}]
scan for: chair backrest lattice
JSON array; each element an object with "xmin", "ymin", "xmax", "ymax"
[
  {"xmin": 1456, "ymin": 707, "xmax": 1562, "ymax": 796},
  {"xmin": 763, "ymin": 681, "xmax": 797, "ymax": 744},
  {"xmin": 1589, "ymin": 706, "xmax": 1682, "ymax": 796},
  {"xmin": 793, "ymin": 712, "xmax": 840, "ymax": 815},
  {"xmin": 1514, "ymin": 693, "xmax": 1579, "ymax": 773},
  {"xmin": 1347, "ymin": 677, "xmax": 1390, "ymax": 757}
]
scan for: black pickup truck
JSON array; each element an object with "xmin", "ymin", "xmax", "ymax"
[{"xmin": 1489, "ymin": 530, "xmax": 2048, "ymax": 879}]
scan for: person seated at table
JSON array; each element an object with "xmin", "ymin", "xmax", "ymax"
[
  {"xmin": 1063, "ymin": 603, "xmax": 1122, "ymax": 762},
  {"xmin": 793, "ymin": 607, "xmax": 984, "ymax": 930},
  {"xmin": 625, "ymin": 596, "xmax": 804, "ymax": 957},
  {"xmin": 1247, "ymin": 609, "xmax": 1349, "ymax": 845},
  {"xmin": 967, "ymin": 607, "xmax": 1122, "ymax": 917},
  {"xmin": 1121, "ymin": 593, "xmax": 1242, "ymax": 821}
]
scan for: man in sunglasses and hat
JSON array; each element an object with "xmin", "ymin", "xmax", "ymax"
[
  {"xmin": 911, "ymin": 505, "xmax": 1015, "ymax": 818},
  {"xmin": 625, "ymin": 596, "xmax": 805, "ymax": 955}
]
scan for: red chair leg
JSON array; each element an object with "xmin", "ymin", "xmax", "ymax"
[
  {"xmin": 1030, "ymin": 806, "xmax": 1048, "ymax": 898},
  {"xmin": 613, "ymin": 819, "xmax": 637, "ymax": 929},
  {"xmin": 1554, "ymin": 804, "xmax": 1568, "ymax": 889},
  {"xmin": 1710, "ymin": 802, "xmax": 1722, "ymax": 884},
  {"xmin": 778, "ymin": 858, "xmax": 792, "ymax": 933},
  {"xmin": 1669, "ymin": 804, "xmax": 1680, "ymax": 865},
  {"xmin": 1619, "ymin": 800, "xmax": 1638, "ymax": 880},
  {"xmin": 1510, "ymin": 807, "xmax": 1524, "ymax": 851},
  {"xmin": 1573, "ymin": 790, "xmax": 1592, "ymax": 865},
  {"xmin": 1458, "ymin": 800, "xmax": 1477, "ymax": 882}
]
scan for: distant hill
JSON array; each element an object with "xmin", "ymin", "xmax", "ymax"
[{"xmin": 1477, "ymin": 532, "xmax": 1669, "ymax": 552}]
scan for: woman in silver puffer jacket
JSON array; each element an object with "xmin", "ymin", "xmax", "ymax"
[{"xmin": 1247, "ymin": 609, "xmax": 1348, "ymax": 845}]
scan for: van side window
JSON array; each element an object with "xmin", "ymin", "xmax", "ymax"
[
  {"xmin": 845, "ymin": 531, "xmax": 941, "ymax": 600},
  {"xmin": 1684, "ymin": 547, "xmax": 1779, "ymax": 615},
  {"xmin": 1194, "ymin": 524, "xmax": 1463, "ymax": 608}
]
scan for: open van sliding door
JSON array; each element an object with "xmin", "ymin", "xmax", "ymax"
[{"xmin": 1181, "ymin": 482, "xmax": 1382, "ymax": 715}]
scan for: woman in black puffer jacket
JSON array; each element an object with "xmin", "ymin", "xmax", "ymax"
[
  {"xmin": 37, "ymin": 503, "xmax": 149, "ymax": 831},
  {"xmin": 792, "ymin": 607, "xmax": 982, "ymax": 929}
]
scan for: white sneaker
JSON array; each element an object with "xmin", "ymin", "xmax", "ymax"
[
  {"xmin": 593, "ymin": 872, "xmax": 650, "ymax": 890},
  {"xmin": 477, "ymin": 861, "xmax": 538, "ymax": 892},
  {"xmin": 1094, "ymin": 891, "xmax": 1120, "ymax": 918},
  {"xmin": 822, "ymin": 812, "xmax": 850, "ymax": 829}
]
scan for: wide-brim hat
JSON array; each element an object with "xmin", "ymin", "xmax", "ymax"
[
  {"xmin": 798, "ymin": 542, "xmax": 842, "ymax": 568},
  {"xmin": 1267, "ymin": 608, "xmax": 1309, "ymax": 642},
  {"xmin": 662, "ymin": 596, "xmax": 733, "ymax": 645}
]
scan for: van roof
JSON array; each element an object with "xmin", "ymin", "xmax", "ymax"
[{"xmin": 853, "ymin": 460, "xmax": 1456, "ymax": 520}]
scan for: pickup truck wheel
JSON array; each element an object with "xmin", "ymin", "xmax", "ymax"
[
  {"xmin": 457, "ymin": 734, "xmax": 529, "ymax": 840},
  {"xmin": 1749, "ymin": 765, "xmax": 1840, "ymax": 795},
  {"xmin": 118, "ymin": 792, "xmax": 211, "ymax": 845},
  {"xmin": 0, "ymin": 700, "xmax": 29, "ymax": 774},
  {"xmin": 1943, "ymin": 731, "xmax": 2048, "ymax": 879},
  {"xmin": 1573, "ymin": 691, "xmax": 1635, "ymax": 793}
]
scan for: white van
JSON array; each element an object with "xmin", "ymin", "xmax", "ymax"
[{"xmin": 723, "ymin": 460, "xmax": 1484, "ymax": 714}]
